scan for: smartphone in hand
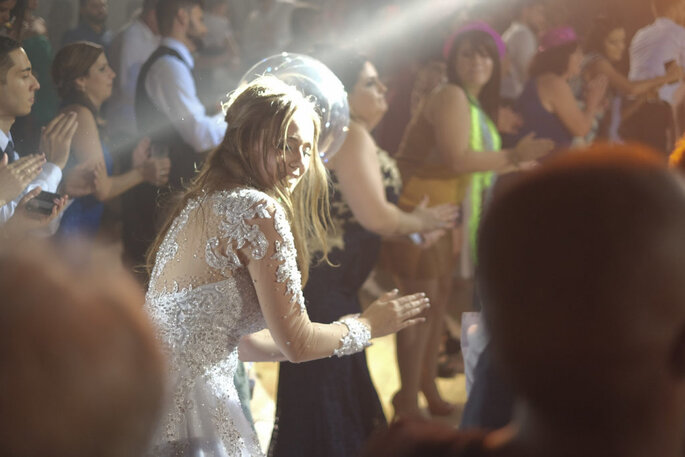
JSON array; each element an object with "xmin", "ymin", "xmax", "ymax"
[{"xmin": 25, "ymin": 191, "xmax": 61, "ymax": 215}]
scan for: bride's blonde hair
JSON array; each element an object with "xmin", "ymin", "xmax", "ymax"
[{"xmin": 147, "ymin": 76, "xmax": 330, "ymax": 284}]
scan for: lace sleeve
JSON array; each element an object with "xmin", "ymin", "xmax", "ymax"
[
  {"xmin": 205, "ymin": 189, "xmax": 305, "ymax": 312},
  {"xmin": 235, "ymin": 190, "xmax": 372, "ymax": 363}
]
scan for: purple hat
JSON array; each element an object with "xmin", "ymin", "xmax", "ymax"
[
  {"xmin": 443, "ymin": 21, "xmax": 507, "ymax": 60},
  {"xmin": 539, "ymin": 26, "xmax": 578, "ymax": 52}
]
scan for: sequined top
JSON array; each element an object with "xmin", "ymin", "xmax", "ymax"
[{"xmin": 145, "ymin": 187, "xmax": 370, "ymax": 456}]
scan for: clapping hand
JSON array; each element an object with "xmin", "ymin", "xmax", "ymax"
[
  {"xmin": 40, "ymin": 112, "xmax": 78, "ymax": 170},
  {"xmin": 497, "ymin": 106, "xmax": 523, "ymax": 135},
  {"xmin": 133, "ymin": 137, "xmax": 171, "ymax": 187},
  {"xmin": 513, "ymin": 133, "xmax": 555, "ymax": 163},
  {"xmin": 0, "ymin": 153, "xmax": 45, "ymax": 205},
  {"xmin": 412, "ymin": 196, "xmax": 459, "ymax": 232},
  {"xmin": 61, "ymin": 161, "xmax": 97, "ymax": 198}
]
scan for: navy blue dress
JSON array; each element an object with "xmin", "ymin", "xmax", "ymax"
[
  {"xmin": 268, "ymin": 149, "xmax": 401, "ymax": 457},
  {"xmin": 515, "ymin": 78, "xmax": 574, "ymax": 150},
  {"xmin": 57, "ymin": 140, "xmax": 113, "ymax": 238}
]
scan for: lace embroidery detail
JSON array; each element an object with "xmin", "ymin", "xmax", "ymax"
[
  {"xmin": 205, "ymin": 189, "xmax": 271, "ymax": 275},
  {"xmin": 332, "ymin": 316, "xmax": 372, "ymax": 357},
  {"xmin": 205, "ymin": 188, "xmax": 306, "ymax": 313}
]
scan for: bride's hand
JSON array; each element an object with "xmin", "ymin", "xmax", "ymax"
[{"xmin": 359, "ymin": 290, "xmax": 430, "ymax": 338}]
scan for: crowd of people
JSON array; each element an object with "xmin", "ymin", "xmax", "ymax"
[{"xmin": 4, "ymin": 0, "xmax": 685, "ymax": 456}]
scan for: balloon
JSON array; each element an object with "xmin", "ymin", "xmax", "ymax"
[{"xmin": 238, "ymin": 53, "xmax": 349, "ymax": 162}]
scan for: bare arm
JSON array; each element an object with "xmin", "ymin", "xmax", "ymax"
[
  {"xmin": 329, "ymin": 122, "xmax": 455, "ymax": 236},
  {"xmin": 429, "ymin": 85, "xmax": 512, "ymax": 174},
  {"xmin": 239, "ymin": 204, "xmax": 428, "ymax": 363},
  {"xmin": 68, "ymin": 106, "xmax": 144, "ymax": 201},
  {"xmin": 591, "ymin": 58, "xmax": 677, "ymax": 97},
  {"xmin": 544, "ymin": 76, "xmax": 601, "ymax": 138}
]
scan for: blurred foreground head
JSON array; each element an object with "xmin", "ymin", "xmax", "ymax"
[
  {"xmin": 478, "ymin": 144, "xmax": 685, "ymax": 435},
  {"xmin": 0, "ymin": 241, "xmax": 164, "ymax": 457},
  {"xmin": 363, "ymin": 145, "xmax": 685, "ymax": 457}
]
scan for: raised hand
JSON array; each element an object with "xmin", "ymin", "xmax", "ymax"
[
  {"xmin": 142, "ymin": 156, "xmax": 171, "ymax": 187},
  {"xmin": 412, "ymin": 196, "xmax": 459, "ymax": 232},
  {"xmin": 40, "ymin": 112, "xmax": 78, "ymax": 169},
  {"xmin": 359, "ymin": 290, "xmax": 430, "ymax": 338},
  {"xmin": 132, "ymin": 137, "xmax": 152, "ymax": 169},
  {"xmin": 0, "ymin": 153, "xmax": 45, "ymax": 205}
]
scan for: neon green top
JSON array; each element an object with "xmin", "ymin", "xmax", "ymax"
[{"xmin": 467, "ymin": 99, "xmax": 501, "ymax": 261}]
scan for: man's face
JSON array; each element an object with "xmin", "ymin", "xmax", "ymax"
[
  {"xmin": 185, "ymin": 5, "xmax": 207, "ymax": 51},
  {"xmin": 81, "ymin": 0, "xmax": 108, "ymax": 26},
  {"xmin": 0, "ymin": 48, "xmax": 39, "ymax": 119},
  {"xmin": 0, "ymin": 0, "xmax": 17, "ymax": 25}
]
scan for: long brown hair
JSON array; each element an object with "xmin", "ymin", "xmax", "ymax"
[{"xmin": 147, "ymin": 76, "xmax": 331, "ymax": 284}]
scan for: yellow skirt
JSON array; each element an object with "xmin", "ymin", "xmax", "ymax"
[{"xmin": 379, "ymin": 175, "xmax": 471, "ymax": 280}]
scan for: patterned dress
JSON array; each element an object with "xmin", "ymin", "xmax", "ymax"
[
  {"xmin": 269, "ymin": 149, "xmax": 402, "ymax": 457},
  {"xmin": 145, "ymin": 188, "xmax": 303, "ymax": 457}
]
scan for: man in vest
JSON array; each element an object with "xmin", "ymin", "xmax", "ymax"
[{"xmin": 123, "ymin": 0, "xmax": 227, "ymax": 278}]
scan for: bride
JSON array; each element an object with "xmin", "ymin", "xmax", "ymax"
[{"xmin": 144, "ymin": 77, "xmax": 430, "ymax": 456}]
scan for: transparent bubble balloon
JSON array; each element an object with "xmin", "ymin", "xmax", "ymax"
[{"xmin": 238, "ymin": 53, "xmax": 349, "ymax": 162}]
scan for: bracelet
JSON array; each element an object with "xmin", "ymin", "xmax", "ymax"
[{"xmin": 332, "ymin": 316, "xmax": 372, "ymax": 357}]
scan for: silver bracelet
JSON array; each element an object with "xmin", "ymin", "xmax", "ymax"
[{"xmin": 332, "ymin": 316, "xmax": 372, "ymax": 357}]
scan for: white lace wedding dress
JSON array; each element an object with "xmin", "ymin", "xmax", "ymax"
[
  {"xmin": 144, "ymin": 187, "xmax": 302, "ymax": 456},
  {"xmin": 145, "ymin": 186, "xmax": 371, "ymax": 456}
]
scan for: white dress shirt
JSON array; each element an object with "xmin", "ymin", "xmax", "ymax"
[
  {"xmin": 501, "ymin": 21, "xmax": 538, "ymax": 99},
  {"xmin": 106, "ymin": 17, "xmax": 160, "ymax": 138},
  {"xmin": 0, "ymin": 129, "xmax": 62, "ymax": 228},
  {"xmin": 144, "ymin": 37, "xmax": 227, "ymax": 153},
  {"xmin": 629, "ymin": 17, "xmax": 685, "ymax": 105}
]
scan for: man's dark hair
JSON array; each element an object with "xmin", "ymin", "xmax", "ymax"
[
  {"xmin": 156, "ymin": 0, "xmax": 203, "ymax": 37},
  {"xmin": 0, "ymin": 36, "xmax": 21, "ymax": 84},
  {"xmin": 653, "ymin": 0, "xmax": 683, "ymax": 15},
  {"xmin": 529, "ymin": 41, "xmax": 579, "ymax": 77},
  {"xmin": 477, "ymin": 145, "xmax": 685, "ymax": 421},
  {"xmin": 143, "ymin": 0, "xmax": 159, "ymax": 12}
]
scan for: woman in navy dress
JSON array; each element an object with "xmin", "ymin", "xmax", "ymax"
[{"xmin": 51, "ymin": 41, "xmax": 170, "ymax": 237}]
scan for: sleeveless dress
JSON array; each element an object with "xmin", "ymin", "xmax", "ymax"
[
  {"xmin": 515, "ymin": 78, "xmax": 574, "ymax": 149},
  {"xmin": 57, "ymin": 140, "xmax": 113, "ymax": 237},
  {"xmin": 145, "ymin": 187, "xmax": 307, "ymax": 457},
  {"xmin": 382, "ymin": 94, "xmax": 500, "ymax": 278},
  {"xmin": 268, "ymin": 149, "xmax": 402, "ymax": 457}
]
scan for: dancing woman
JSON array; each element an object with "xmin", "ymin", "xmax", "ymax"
[
  {"xmin": 269, "ymin": 49, "xmax": 457, "ymax": 457},
  {"xmin": 386, "ymin": 25, "xmax": 553, "ymax": 418},
  {"xmin": 144, "ymin": 77, "xmax": 429, "ymax": 456}
]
